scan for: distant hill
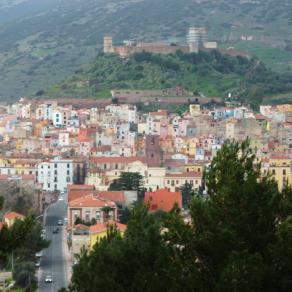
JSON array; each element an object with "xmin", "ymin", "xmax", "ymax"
[
  {"xmin": 0, "ymin": 0, "xmax": 291, "ymax": 101},
  {"xmin": 44, "ymin": 50, "xmax": 292, "ymax": 108}
]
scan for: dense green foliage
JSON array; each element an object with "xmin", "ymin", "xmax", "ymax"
[
  {"xmin": 54, "ymin": 50, "xmax": 292, "ymax": 107},
  {"xmin": 109, "ymin": 172, "xmax": 144, "ymax": 192},
  {"xmin": 68, "ymin": 141, "xmax": 292, "ymax": 291},
  {"xmin": 0, "ymin": 0, "xmax": 291, "ymax": 101},
  {"xmin": 180, "ymin": 182, "xmax": 196, "ymax": 208},
  {"xmin": 0, "ymin": 197, "xmax": 49, "ymax": 290}
]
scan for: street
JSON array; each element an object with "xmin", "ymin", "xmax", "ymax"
[{"xmin": 38, "ymin": 193, "xmax": 68, "ymax": 292}]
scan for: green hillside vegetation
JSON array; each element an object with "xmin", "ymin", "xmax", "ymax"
[
  {"xmin": 0, "ymin": 0, "xmax": 292, "ymax": 101},
  {"xmin": 47, "ymin": 50, "xmax": 292, "ymax": 108}
]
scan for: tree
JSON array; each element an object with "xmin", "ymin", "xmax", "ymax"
[
  {"xmin": 180, "ymin": 182, "xmax": 196, "ymax": 208},
  {"xmin": 67, "ymin": 141, "xmax": 292, "ymax": 291},
  {"xmin": 13, "ymin": 261, "xmax": 36, "ymax": 290},
  {"xmin": 0, "ymin": 182, "xmax": 39, "ymax": 216},
  {"xmin": 109, "ymin": 172, "xmax": 144, "ymax": 191},
  {"xmin": 101, "ymin": 206, "xmax": 114, "ymax": 222},
  {"xmin": 69, "ymin": 204, "xmax": 206, "ymax": 292},
  {"xmin": 0, "ymin": 195, "xmax": 3, "ymax": 210},
  {"xmin": 0, "ymin": 212, "xmax": 49, "ymax": 288},
  {"xmin": 189, "ymin": 140, "xmax": 292, "ymax": 291}
]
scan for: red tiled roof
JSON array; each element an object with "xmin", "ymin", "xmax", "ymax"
[
  {"xmin": 97, "ymin": 191, "xmax": 125, "ymax": 203},
  {"xmin": 69, "ymin": 194, "xmax": 116, "ymax": 208},
  {"xmin": 78, "ymin": 137, "xmax": 92, "ymax": 143},
  {"xmin": 89, "ymin": 221, "xmax": 126, "ymax": 234},
  {"xmin": 144, "ymin": 189, "xmax": 182, "ymax": 212},
  {"xmin": 90, "ymin": 157, "xmax": 146, "ymax": 164},
  {"xmin": 68, "ymin": 184, "xmax": 95, "ymax": 202},
  {"xmin": 0, "ymin": 175, "xmax": 35, "ymax": 181},
  {"xmin": 4, "ymin": 211, "xmax": 25, "ymax": 220}
]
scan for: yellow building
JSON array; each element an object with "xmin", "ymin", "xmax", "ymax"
[
  {"xmin": 4, "ymin": 212, "xmax": 25, "ymax": 228},
  {"xmin": 189, "ymin": 104, "xmax": 201, "ymax": 117},
  {"xmin": 89, "ymin": 222, "xmax": 126, "ymax": 249},
  {"xmin": 183, "ymin": 137, "xmax": 198, "ymax": 156},
  {"xmin": 184, "ymin": 162, "xmax": 205, "ymax": 173},
  {"xmin": 268, "ymin": 155, "xmax": 292, "ymax": 191},
  {"xmin": 276, "ymin": 104, "xmax": 292, "ymax": 112}
]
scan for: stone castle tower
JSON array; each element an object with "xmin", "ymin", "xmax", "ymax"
[
  {"xmin": 145, "ymin": 135, "xmax": 162, "ymax": 167},
  {"xmin": 103, "ymin": 36, "xmax": 114, "ymax": 54}
]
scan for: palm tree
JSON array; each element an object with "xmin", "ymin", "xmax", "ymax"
[{"xmin": 101, "ymin": 206, "xmax": 114, "ymax": 222}]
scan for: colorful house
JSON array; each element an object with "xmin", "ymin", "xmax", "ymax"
[
  {"xmin": 89, "ymin": 221, "xmax": 126, "ymax": 249},
  {"xmin": 4, "ymin": 211, "xmax": 25, "ymax": 227},
  {"xmin": 144, "ymin": 188, "xmax": 182, "ymax": 212}
]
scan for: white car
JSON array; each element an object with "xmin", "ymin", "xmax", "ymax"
[
  {"xmin": 58, "ymin": 197, "xmax": 64, "ymax": 201},
  {"xmin": 45, "ymin": 275, "xmax": 53, "ymax": 283},
  {"xmin": 58, "ymin": 220, "xmax": 63, "ymax": 226}
]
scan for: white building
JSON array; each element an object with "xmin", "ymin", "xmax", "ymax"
[
  {"xmin": 59, "ymin": 132, "xmax": 70, "ymax": 146},
  {"xmin": 37, "ymin": 158, "xmax": 73, "ymax": 191},
  {"xmin": 53, "ymin": 110, "xmax": 64, "ymax": 128}
]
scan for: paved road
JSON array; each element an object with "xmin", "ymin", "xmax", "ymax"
[{"xmin": 38, "ymin": 194, "xmax": 68, "ymax": 292}]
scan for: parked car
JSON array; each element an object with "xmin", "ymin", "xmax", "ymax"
[{"xmin": 58, "ymin": 220, "xmax": 63, "ymax": 226}]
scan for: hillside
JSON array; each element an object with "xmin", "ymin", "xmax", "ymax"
[
  {"xmin": 0, "ymin": 0, "xmax": 291, "ymax": 101},
  {"xmin": 45, "ymin": 50, "xmax": 292, "ymax": 108}
]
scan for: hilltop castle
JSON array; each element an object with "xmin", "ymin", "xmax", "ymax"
[{"xmin": 104, "ymin": 27, "xmax": 218, "ymax": 58}]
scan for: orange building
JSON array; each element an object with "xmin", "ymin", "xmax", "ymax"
[{"xmin": 144, "ymin": 188, "xmax": 182, "ymax": 212}]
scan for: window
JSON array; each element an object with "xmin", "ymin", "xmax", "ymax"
[
  {"xmin": 66, "ymin": 177, "xmax": 71, "ymax": 183},
  {"xmin": 54, "ymin": 163, "xmax": 57, "ymax": 168},
  {"xmin": 96, "ymin": 211, "xmax": 101, "ymax": 223},
  {"xmin": 54, "ymin": 177, "xmax": 57, "ymax": 182},
  {"xmin": 115, "ymin": 164, "xmax": 118, "ymax": 170},
  {"xmin": 54, "ymin": 184, "xmax": 57, "ymax": 190},
  {"xmin": 176, "ymin": 180, "xmax": 179, "ymax": 184},
  {"xmin": 67, "ymin": 163, "xmax": 70, "ymax": 168},
  {"xmin": 54, "ymin": 170, "xmax": 57, "ymax": 175},
  {"xmin": 48, "ymin": 183, "xmax": 50, "ymax": 188},
  {"xmin": 272, "ymin": 169, "xmax": 275, "ymax": 175},
  {"xmin": 104, "ymin": 164, "xmax": 107, "ymax": 169},
  {"xmin": 85, "ymin": 211, "xmax": 90, "ymax": 222},
  {"xmin": 67, "ymin": 170, "xmax": 70, "ymax": 175},
  {"xmin": 283, "ymin": 169, "xmax": 286, "ymax": 175},
  {"xmin": 167, "ymin": 180, "xmax": 170, "ymax": 184}
]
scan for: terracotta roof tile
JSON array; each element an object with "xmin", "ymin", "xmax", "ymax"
[
  {"xmin": 69, "ymin": 194, "xmax": 116, "ymax": 208},
  {"xmin": 144, "ymin": 189, "xmax": 182, "ymax": 212},
  {"xmin": 90, "ymin": 157, "xmax": 146, "ymax": 164},
  {"xmin": 89, "ymin": 221, "xmax": 126, "ymax": 234},
  {"xmin": 4, "ymin": 211, "xmax": 25, "ymax": 220}
]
